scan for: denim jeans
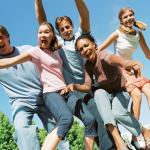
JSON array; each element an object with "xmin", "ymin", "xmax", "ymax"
[
  {"xmin": 73, "ymin": 90, "xmax": 116, "ymax": 150},
  {"xmin": 94, "ymin": 88, "xmax": 142, "ymax": 138},
  {"xmin": 12, "ymin": 101, "xmax": 71, "ymax": 150},
  {"xmin": 43, "ymin": 90, "xmax": 97, "ymax": 138}
]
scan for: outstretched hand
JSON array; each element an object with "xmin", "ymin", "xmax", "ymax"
[
  {"xmin": 124, "ymin": 60, "xmax": 144, "ymax": 78},
  {"xmin": 60, "ymin": 84, "xmax": 75, "ymax": 95}
]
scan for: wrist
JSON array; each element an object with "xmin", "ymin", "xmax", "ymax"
[{"xmin": 124, "ymin": 60, "xmax": 131, "ymax": 69}]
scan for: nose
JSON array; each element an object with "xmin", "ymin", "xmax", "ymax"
[{"xmin": 64, "ymin": 28, "xmax": 68, "ymax": 33}]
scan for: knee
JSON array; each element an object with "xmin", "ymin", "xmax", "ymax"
[
  {"xmin": 59, "ymin": 114, "xmax": 74, "ymax": 127},
  {"xmin": 113, "ymin": 108, "xmax": 128, "ymax": 120},
  {"xmin": 13, "ymin": 125, "xmax": 38, "ymax": 141},
  {"xmin": 85, "ymin": 114, "xmax": 96, "ymax": 128},
  {"xmin": 94, "ymin": 89, "xmax": 107, "ymax": 102},
  {"xmin": 131, "ymin": 91, "xmax": 142, "ymax": 103}
]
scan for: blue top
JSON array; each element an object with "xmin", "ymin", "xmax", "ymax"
[
  {"xmin": 0, "ymin": 45, "xmax": 44, "ymax": 106},
  {"xmin": 58, "ymin": 28, "xmax": 86, "ymax": 85}
]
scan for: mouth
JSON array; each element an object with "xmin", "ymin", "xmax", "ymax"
[
  {"xmin": 41, "ymin": 40, "xmax": 47, "ymax": 47},
  {"xmin": 86, "ymin": 51, "xmax": 92, "ymax": 58},
  {"xmin": 0, "ymin": 43, "xmax": 5, "ymax": 49}
]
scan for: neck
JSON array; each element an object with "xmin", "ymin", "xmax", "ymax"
[
  {"xmin": 91, "ymin": 52, "xmax": 97, "ymax": 65},
  {"xmin": 0, "ymin": 46, "xmax": 13, "ymax": 55}
]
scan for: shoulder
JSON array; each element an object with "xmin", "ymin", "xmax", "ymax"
[
  {"xmin": 97, "ymin": 51, "xmax": 111, "ymax": 62},
  {"xmin": 15, "ymin": 45, "xmax": 33, "ymax": 53},
  {"xmin": 139, "ymin": 30, "xmax": 143, "ymax": 38},
  {"xmin": 112, "ymin": 31, "xmax": 119, "ymax": 41},
  {"xmin": 56, "ymin": 34, "xmax": 64, "ymax": 45},
  {"xmin": 75, "ymin": 28, "xmax": 88, "ymax": 39}
]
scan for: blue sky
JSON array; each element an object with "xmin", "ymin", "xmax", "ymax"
[{"xmin": 0, "ymin": 0, "xmax": 150, "ymax": 134}]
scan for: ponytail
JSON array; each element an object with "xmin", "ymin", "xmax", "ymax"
[
  {"xmin": 118, "ymin": 7, "xmax": 147, "ymax": 34},
  {"xmin": 118, "ymin": 21, "xmax": 147, "ymax": 34}
]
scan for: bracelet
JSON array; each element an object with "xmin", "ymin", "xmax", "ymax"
[{"xmin": 124, "ymin": 60, "xmax": 131, "ymax": 69}]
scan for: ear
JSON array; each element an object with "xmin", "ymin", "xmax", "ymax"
[
  {"xmin": 72, "ymin": 24, "xmax": 74, "ymax": 29},
  {"xmin": 6, "ymin": 35, "xmax": 9, "ymax": 41},
  {"xmin": 119, "ymin": 19, "xmax": 123, "ymax": 24},
  {"xmin": 91, "ymin": 42, "xmax": 96, "ymax": 48}
]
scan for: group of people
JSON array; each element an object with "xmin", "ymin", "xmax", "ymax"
[{"xmin": 0, "ymin": 0, "xmax": 150, "ymax": 150}]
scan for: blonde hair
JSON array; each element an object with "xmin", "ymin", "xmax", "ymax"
[
  {"xmin": 118, "ymin": 7, "xmax": 147, "ymax": 34},
  {"xmin": 38, "ymin": 22, "xmax": 62, "ymax": 52}
]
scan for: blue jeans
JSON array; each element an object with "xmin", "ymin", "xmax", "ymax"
[
  {"xmin": 12, "ymin": 101, "xmax": 71, "ymax": 150},
  {"xmin": 94, "ymin": 88, "xmax": 142, "ymax": 138},
  {"xmin": 43, "ymin": 90, "xmax": 97, "ymax": 138},
  {"xmin": 73, "ymin": 90, "xmax": 116, "ymax": 150}
]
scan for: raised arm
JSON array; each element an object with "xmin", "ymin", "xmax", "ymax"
[
  {"xmin": 35, "ymin": 0, "xmax": 47, "ymax": 25},
  {"xmin": 75, "ymin": 0, "xmax": 90, "ymax": 33},
  {"xmin": 0, "ymin": 52, "xmax": 31, "ymax": 69},
  {"xmin": 139, "ymin": 31, "xmax": 150, "ymax": 60},
  {"xmin": 98, "ymin": 31, "xmax": 118, "ymax": 51}
]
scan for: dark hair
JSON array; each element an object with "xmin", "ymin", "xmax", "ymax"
[
  {"xmin": 38, "ymin": 21, "xmax": 62, "ymax": 52},
  {"xmin": 0, "ymin": 25, "xmax": 10, "ymax": 44},
  {"xmin": 75, "ymin": 34, "xmax": 97, "ymax": 53},
  {"xmin": 55, "ymin": 16, "xmax": 73, "ymax": 32},
  {"xmin": 118, "ymin": 7, "xmax": 147, "ymax": 34}
]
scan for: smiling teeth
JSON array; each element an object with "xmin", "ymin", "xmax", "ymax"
[{"xmin": 0, "ymin": 44, "xmax": 4, "ymax": 46}]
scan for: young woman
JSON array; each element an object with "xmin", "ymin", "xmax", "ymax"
[
  {"xmin": 60, "ymin": 34, "xmax": 150, "ymax": 150},
  {"xmin": 0, "ymin": 22, "xmax": 97, "ymax": 150},
  {"xmin": 97, "ymin": 7, "xmax": 150, "ymax": 149}
]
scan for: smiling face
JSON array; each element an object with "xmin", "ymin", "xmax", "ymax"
[
  {"xmin": 38, "ymin": 24, "xmax": 54, "ymax": 49},
  {"xmin": 77, "ymin": 38, "xmax": 97, "ymax": 64},
  {"xmin": 120, "ymin": 10, "xmax": 135, "ymax": 28},
  {"xmin": 58, "ymin": 20, "xmax": 74, "ymax": 40},
  {"xmin": 0, "ymin": 32, "xmax": 12, "ymax": 55}
]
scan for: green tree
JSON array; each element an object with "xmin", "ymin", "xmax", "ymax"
[
  {"xmin": 0, "ymin": 112, "xmax": 98, "ymax": 150},
  {"xmin": 38, "ymin": 119, "xmax": 98, "ymax": 150},
  {"xmin": 0, "ymin": 111, "xmax": 18, "ymax": 150}
]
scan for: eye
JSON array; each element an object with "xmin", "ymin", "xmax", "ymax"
[
  {"xmin": 61, "ymin": 28, "xmax": 64, "ymax": 32},
  {"xmin": 66, "ymin": 26, "xmax": 70, "ymax": 29},
  {"xmin": 0, "ymin": 36, "xmax": 4, "ymax": 39},
  {"xmin": 85, "ymin": 44, "xmax": 89, "ymax": 47},
  {"xmin": 79, "ymin": 47, "xmax": 83, "ymax": 52}
]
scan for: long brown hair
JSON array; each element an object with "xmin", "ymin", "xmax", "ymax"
[
  {"xmin": 38, "ymin": 22, "xmax": 62, "ymax": 52},
  {"xmin": 118, "ymin": 7, "xmax": 147, "ymax": 34}
]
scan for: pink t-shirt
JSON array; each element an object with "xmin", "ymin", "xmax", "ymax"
[{"xmin": 27, "ymin": 47, "xmax": 67, "ymax": 93}]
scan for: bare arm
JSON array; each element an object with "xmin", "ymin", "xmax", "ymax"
[
  {"xmin": 0, "ymin": 52, "xmax": 31, "ymax": 69},
  {"xmin": 139, "ymin": 31, "xmax": 150, "ymax": 60},
  {"xmin": 35, "ymin": 0, "xmax": 47, "ymax": 25},
  {"xmin": 60, "ymin": 84, "xmax": 91, "ymax": 95},
  {"xmin": 109, "ymin": 54, "xmax": 144, "ymax": 77},
  {"xmin": 74, "ymin": 0, "xmax": 90, "ymax": 33},
  {"xmin": 98, "ymin": 31, "xmax": 118, "ymax": 51}
]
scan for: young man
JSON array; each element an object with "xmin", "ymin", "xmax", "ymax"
[
  {"xmin": 35, "ymin": 0, "xmax": 116, "ymax": 149},
  {"xmin": 0, "ymin": 25, "xmax": 71, "ymax": 150}
]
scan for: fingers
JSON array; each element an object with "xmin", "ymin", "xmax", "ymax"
[
  {"xmin": 60, "ymin": 85, "xmax": 74, "ymax": 95},
  {"xmin": 136, "ymin": 61, "xmax": 144, "ymax": 71},
  {"xmin": 132, "ymin": 64, "xmax": 141, "ymax": 78}
]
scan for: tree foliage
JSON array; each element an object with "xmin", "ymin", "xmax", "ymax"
[
  {"xmin": 0, "ymin": 111, "xmax": 18, "ymax": 150},
  {"xmin": 0, "ymin": 111, "xmax": 98, "ymax": 150}
]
